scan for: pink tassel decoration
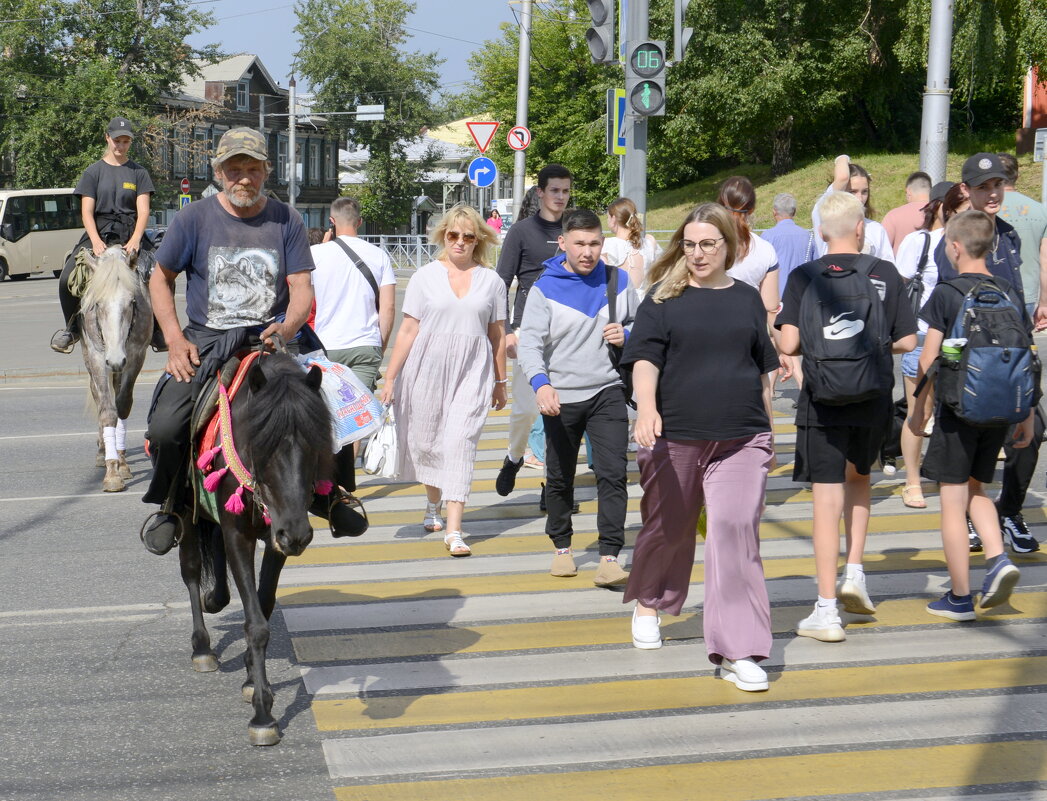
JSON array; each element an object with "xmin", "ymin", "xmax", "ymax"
[
  {"xmin": 314, "ymin": 479, "xmax": 334, "ymax": 495},
  {"xmin": 197, "ymin": 446, "xmax": 222, "ymax": 471},
  {"xmin": 225, "ymin": 485, "xmax": 247, "ymax": 515},
  {"xmin": 203, "ymin": 466, "xmax": 228, "ymax": 493},
  {"xmin": 263, "ymin": 512, "xmax": 272, "ymax": 526}
]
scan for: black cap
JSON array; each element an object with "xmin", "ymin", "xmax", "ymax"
[
  {"xmin": 106, "ymin": 117, "xmax": 134, "ymax": 139},
  {"xmin": 961, "ymin": 153, "xmax": 1006, "ymax": 187},
  {"xmin": 930, "ymin": 181, "xmax": 954, "ymax": 203}
]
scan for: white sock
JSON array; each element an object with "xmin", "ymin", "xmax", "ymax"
[
  {"xmin": 845, "ymin": 563, "xmax": 865, "ymax": 580},
  {"xmin": 816, "ymin": 595, "xmax": 837, "ymax": 609},
  {"xmin": 102, "ymin": 426, "xmax": 118, "ymax": 461},
  {"xmin": 115, "ymin": 418, "xmax": 127, "ymax": 452}
]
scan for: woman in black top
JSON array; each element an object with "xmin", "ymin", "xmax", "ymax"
[
  {"xmin": 50, "ymin": 117, "xmax": 157, "ymax": 353},
  {"xmin": 621, "ymin": 203, "xmax": 781, "ymax": 693}
]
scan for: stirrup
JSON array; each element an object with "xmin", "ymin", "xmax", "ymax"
[
  {"xmin": 423, "ymin": 501, "xmax": 444, "ymax": 532},
  {"xmin": 138, "ymin": 510, "xmax": 184, "ymax": 550}
]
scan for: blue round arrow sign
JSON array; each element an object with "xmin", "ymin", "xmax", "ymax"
[{"xmin": 468, "ymin": 156, "xmax": 497, "ymax": 188}]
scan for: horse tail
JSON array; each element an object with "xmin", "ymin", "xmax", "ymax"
[{"xmin": 198, "ymin": 521, "xmax": 230, "ymax": 614}]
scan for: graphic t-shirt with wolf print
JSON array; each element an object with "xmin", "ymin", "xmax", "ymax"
[{"xmin": 155, "ymin": 195, "xmax": 314, "ymax": 330}]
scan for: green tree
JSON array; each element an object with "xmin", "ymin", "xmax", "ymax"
[
  {"xmin": 294, "ymin": 0, "xmax": 442, "ymax": 231},
  {"xmin": 0, "ymin": 0, "xmax": 218, "ymax": 187}
]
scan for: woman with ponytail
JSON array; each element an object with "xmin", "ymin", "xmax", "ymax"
[
  {"xmin": 717, "ymin": 177, "xmax": 781, "ymax": 328},
  {"xmin": 602, "ymin": 197, "xmax": 663, "ymax": 302}
]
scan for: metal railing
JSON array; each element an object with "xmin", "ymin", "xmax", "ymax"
[{"xmin": 360, "ymin": 234, "xmax": 503, "ymax": 270}]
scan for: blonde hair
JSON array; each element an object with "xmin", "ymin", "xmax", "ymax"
[
  {"xmin": 431, "ymin": 204, "xmax": 499, "ymax": 267},
  {"xmin": 817, "ymin": 191, "xmax": 865, "ymax": 241},
  {"xmin": 647, "ymin": 203, "xmax": 738, "ymax": 304},
  {"xmin": 607, "ymin": 197, "xmax": 643, "ymax": 249}
]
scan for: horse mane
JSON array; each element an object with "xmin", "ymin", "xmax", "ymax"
[
  {"xmin": 81, "ymin": 247, "xmax": 138, "ymax": 311},
  {"xmin": 243, "ymin": 353, "xmax": 333, "ymax": 468}
]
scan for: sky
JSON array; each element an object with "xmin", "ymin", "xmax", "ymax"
[{"xmin": 186, "ymin": 0, "xmax": 519, "ymax": 97}]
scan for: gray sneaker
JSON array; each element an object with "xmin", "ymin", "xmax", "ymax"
[{"xmin": 50, "ymin": 328, "xmax": 77, "ymax": 353}]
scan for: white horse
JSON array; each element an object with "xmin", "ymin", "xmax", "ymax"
[{"xmin": 79, "ymin": 246, "xmax": 153, "ymax": 492}]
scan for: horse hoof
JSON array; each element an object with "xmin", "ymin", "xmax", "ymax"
[
  {"xmin": 95, "ymin": 453, "xmax": 106, "ymax": 467},
  {"xmin": 103, "ymin": 460, "xmax": 125, "ymax": 492},
  {"xmin": 192, "ymin": 653, "xmax": 218, "ymax": 672},
  {"xmin": 241, "ymin": 682, "xmax": 255, "ymax": 703},
  {"xmin": 118, "ymin": 463, "xmax": 133, "ymax": 481},
  {"xmin": 248, "ymin": 725, "xmax": 281, "ymax": 747}
]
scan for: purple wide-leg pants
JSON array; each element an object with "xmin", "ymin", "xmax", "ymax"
[{"xmin": 624, "ymin": 433, "xmax": 774, "ymax": 664}]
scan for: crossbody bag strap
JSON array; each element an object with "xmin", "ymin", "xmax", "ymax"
[
  {"xmin": 605, "ymin": 261, "xmax": 618, "ymax": 324},
  {"xmin": 914, "ymin": 231, "xmax": 931, "ymax": 280},
  {"xmin": 331, "ymin": 237, "xmax": 381, "ymax": 313}
]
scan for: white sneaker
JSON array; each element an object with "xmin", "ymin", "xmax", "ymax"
[
  {"xmin": 631, "ymin": 606, "xmax": 662, "ymax": 649},
  {"xmin": 837, "ymin": 573, "xmax": 876, "ymax": 615},
  {"xmin": 796, "ymin": 603, "xmax": 846, "ymax": 642},
  {"xmin": 720, "ymin": 658, "xmax": 769, "ymax": 692}
]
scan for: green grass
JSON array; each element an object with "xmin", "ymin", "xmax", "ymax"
[{"xmin": 643, "ymin": 138, "xmax": 1046, "ymax": 235}]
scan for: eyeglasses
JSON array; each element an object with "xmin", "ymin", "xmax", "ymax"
[
  {"xmin": 446, "ymin": 231, "xmax": 477, "ymax": 244},
  {"xmin": 681, "ymin": 237, "xmax": 724, "ymax": 255}
]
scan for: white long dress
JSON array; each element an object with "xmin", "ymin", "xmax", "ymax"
[{"xmin": 394, "ymin": 261, "xmax": 507, "ymax": 503}]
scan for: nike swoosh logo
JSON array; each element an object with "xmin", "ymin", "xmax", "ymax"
[
  {"xmin": 829, "ymin": 312, "xmax": 854, "ymax": 323},
  {"xmin": 830, "ymin": 326, "xmax": 850, "ymax": 336}
]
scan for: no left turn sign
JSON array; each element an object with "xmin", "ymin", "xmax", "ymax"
[{"xmin": 507, "ymin": 126, "xmax": 531, "ymax": 151}]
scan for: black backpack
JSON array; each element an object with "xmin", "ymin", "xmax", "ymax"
[
  {"xmin": 917, "ymin": 275, "xmax": 1041, "ymax": 427},
  {"xmin": 798, "ymin": 255, "xmax": 893, "ymax": 405},
  {"xmin": 605, "ymin": 263, "xmax": 635, "ymax": 408}
]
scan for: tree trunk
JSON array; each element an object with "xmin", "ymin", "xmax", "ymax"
[{"xmin": 771, "ymin": 115, "xmax": 794, "ymax": 177}]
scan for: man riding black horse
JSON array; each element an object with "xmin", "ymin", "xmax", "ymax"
[{"xmin": 140, "ymin": 127, "xmax": 364, "ymax": 554}]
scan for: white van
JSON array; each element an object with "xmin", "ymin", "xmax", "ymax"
[{"xmin": 0, "ymin": 188, "xmax": 84, "ymax": 281}]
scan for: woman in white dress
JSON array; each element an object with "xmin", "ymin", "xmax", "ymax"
[
  {"xmin": 601, "ymin": 197, "xmax": 663, "ymax": 302},
  {"xmin": 380, "ymin": 205, "xmax": 508, "ymax": 556}
]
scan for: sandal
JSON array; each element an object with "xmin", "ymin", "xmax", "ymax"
[
  {"xmin": 901, "ymin": 485, "xmax": 927, "ymax": 509},
  {"xmin": 444, "ymin": 531, "xmax": 471, "ymax": 557},
  {"xmin": 423, "ymin": 502, "xmax": 444, "ymax": 532}
]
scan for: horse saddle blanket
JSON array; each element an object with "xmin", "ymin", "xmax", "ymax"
[{"xmin": 190, "ymin": 350, "xmax": 261, "ymax": 522}]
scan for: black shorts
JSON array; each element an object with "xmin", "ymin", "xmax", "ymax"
[
  {"xmin": 793, "ymin": 424, "xmax": 884, "ymax": 484},
  {"xmin": 921, "ymin": 407, "xmax": 1008, "ymax": 485}
]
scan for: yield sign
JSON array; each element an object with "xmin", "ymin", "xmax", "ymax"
[{"xmin": 466, "ymin": 121, "xmax": 500, "ymax": 154}]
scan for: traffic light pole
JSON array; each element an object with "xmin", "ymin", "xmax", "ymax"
[{"xmin": 621, "ymin": 0, "xmax": 649, "ymax": 218}]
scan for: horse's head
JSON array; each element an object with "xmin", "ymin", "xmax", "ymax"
[
  {"xmin": 80, "ymin": 246, "xmax": 142, "ymax": 372},
  {"xmin": 241, "ymin": 354, "xmax": 332, "ymax": 557}
]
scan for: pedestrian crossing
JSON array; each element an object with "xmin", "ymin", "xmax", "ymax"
[{"xmin": 282, "ymin": 406, "xmax": 1047, "ymax": 800}]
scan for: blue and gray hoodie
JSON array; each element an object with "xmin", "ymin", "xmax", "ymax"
[{"xmin": 517, "ymin": 253, "xmax": 637, "ymax": 405}]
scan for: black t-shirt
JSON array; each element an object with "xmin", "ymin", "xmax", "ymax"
[
  {"xmin": 621, "ymin": 281, "xmax": 780, "ymax": 441},
  {"xmin": 496, "ymin": 213, "xmax": 564, "ymax": 332},
  {"xmin": 74, "ymin": 159, "xmax": 154, "ymax": 218},
  {"xmin": 920, "ymin": 274, "xmax": 1028, "ymax": 335},
  {"xmin": 776, "ymin": 253, "xmax": 917, "ymax": 427}
]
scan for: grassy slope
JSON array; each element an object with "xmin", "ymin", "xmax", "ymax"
[{"xmin": 643, "ymin": 137, "xmax": 1046, "ymax": 235}]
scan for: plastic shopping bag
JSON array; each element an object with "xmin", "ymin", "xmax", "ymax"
[
  {"xmin": 297, "ymin": 354, "xmax": 384, "ymax": 449},
  {"xmin": 362, "ymin": 407, "xmax": 399, "ymax": 478}
]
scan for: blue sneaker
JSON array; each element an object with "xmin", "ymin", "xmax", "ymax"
[
  {"xmin": 980, "ymin": 556, "xmax": 1020, "ymax": 609},
  {"xmin": 927, "ymin": 592, "xmax": 976, "ymax": 622}
]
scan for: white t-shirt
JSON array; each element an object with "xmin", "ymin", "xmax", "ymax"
[
  {"xmin": 811, "ymin": 187, "xmax": 896, "ymax": 264},
  {"xmin": 602, "ymin": 234, "xmax": 663, "ymax": 301},
  {"xmin": 727, "ymin": 233, "xmax": 779, "ymax": 292},
  {"xmin": 895, "ymin": 228, "xmax": 943, "ymax": 334},
  {"xmin": 311, "ymin": 235, "xmax": 396, "ymax": 349}
]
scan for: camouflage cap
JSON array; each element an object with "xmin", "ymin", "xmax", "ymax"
[{"xmin": 213, "ymin": 127, "xmax": 269, "ymax": 166}]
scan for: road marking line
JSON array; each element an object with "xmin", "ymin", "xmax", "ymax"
[{"xmin": 0, "ymin": 429, "xmax": 146, "ymax": 441}]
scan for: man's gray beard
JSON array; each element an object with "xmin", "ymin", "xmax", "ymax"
[{"xmin": 224, "ymin": 185, "xmax": 260, "ymax": 208}]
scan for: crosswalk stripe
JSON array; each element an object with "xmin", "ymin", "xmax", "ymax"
[{"xmin": 331, "ymin": 740, "xmax": 1047, "ymax": 800}]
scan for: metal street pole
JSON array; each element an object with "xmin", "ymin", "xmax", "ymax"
[
  {"xmin": 621, "ymin": 0, "xmax": 648, "ymax": 218},
  {"xmin": 288, "ymin": 75, "xmax": 297, "ymax": 209},
  {"xmin": 919, "ymin": 0, "xmax": 954, "ymax": 183},
  {"xmin": 512, "ymin": 0, "xmax": 532, "ymax": 221}
]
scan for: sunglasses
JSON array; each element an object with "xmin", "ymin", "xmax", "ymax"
[{"xmin": 446, "ymin": 231, "xmax": 477, "ymax": 244}]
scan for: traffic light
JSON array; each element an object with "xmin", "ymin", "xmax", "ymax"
[
  {"xmin": 585, "ymin": 0, "xmax": 615, "ymax": 64},
  {"xmin": 626, "ymin": 40, "xmax": 666, "ymax": 116},
  {"xmin": 674, "ymin": 0, "xmax": 694, "ymax": 63}
]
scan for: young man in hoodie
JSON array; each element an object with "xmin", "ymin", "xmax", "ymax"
[{"xmin": 517, "ymin": 208, "xmax": 638, "ymax": 587}]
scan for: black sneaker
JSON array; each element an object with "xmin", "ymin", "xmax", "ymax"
[
  {"xmin": 141, "ymin": 512, "xmax": 181, "ymax": 555},
  {"xmin": 310, "ymin": 488, "xmax": 368, "ymax": 538},
  {"xmin": 1000, "ymin": 513, "xmax": 1039, "ymax": 554},
  {"xmin": 495, "ymin": 455, "xmax": 524, "ymax": 496},
  {"xmin": 150, "ymin": 325, "xmax": 169, "ymax": 353},
  {"xmin": 967, "ymin": 515, "xmax": 983, "ymax": 553}
]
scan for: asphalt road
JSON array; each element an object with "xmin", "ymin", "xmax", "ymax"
[{"xmin": 0, "ymin": 275, "xmax": 333, "ymax": 801}]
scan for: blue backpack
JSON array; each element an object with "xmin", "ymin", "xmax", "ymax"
[{"xmin": 923, "ymin": 276, "xmax": 1040, "ymax": 427}]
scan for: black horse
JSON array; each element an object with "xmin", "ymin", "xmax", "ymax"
[{"xmin": 179, "ymin": 351, "xmax": 333, "ymax": 746}]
